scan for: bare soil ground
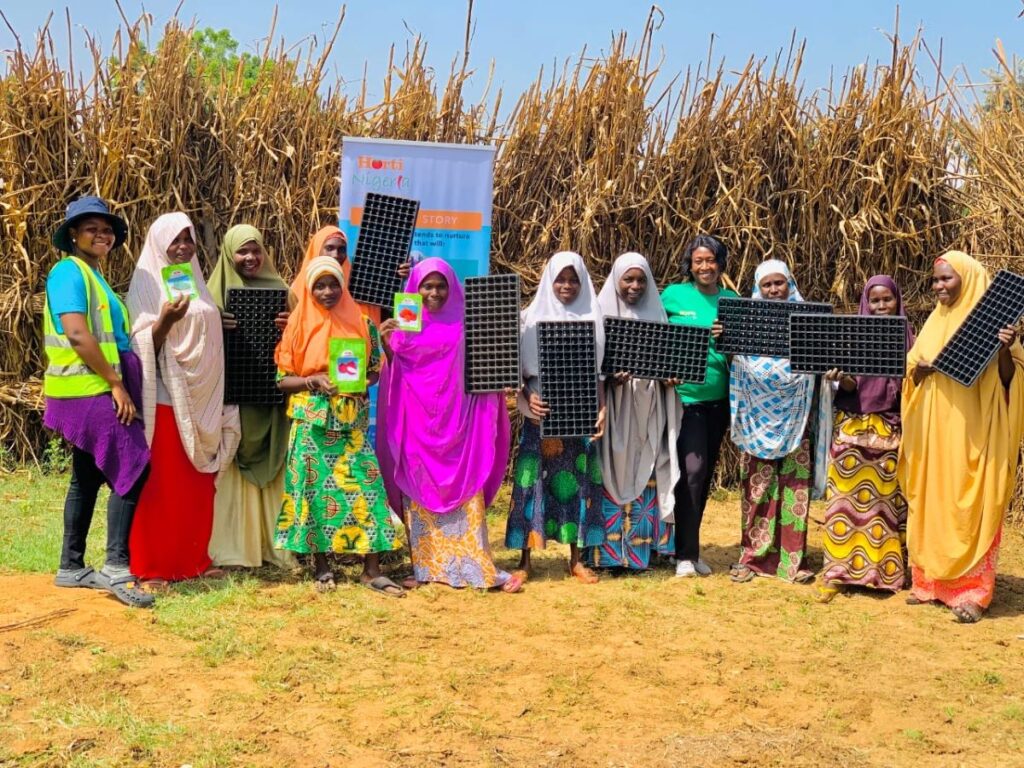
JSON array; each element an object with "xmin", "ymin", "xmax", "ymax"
[{"xmin": 2, "ymin": 481, "xmax": 1024, "ymax": 768}]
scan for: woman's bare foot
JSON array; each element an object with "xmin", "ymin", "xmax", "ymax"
[
  {"xmin": 501, "ymin": 572, "xmax": 525, "ymax": 594},
  {"xmin": 570, "ymin": 562, "xmax": 599, "ymax": 584}
]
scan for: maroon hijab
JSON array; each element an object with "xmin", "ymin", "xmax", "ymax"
[{"xmin": 834, "ymin": 275, "xmax": 915, "ymax": 415}]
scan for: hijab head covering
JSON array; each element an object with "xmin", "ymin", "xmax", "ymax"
[
  {"xmin": 834, "ymin": 275, "xmax": 914, "ymax": 415},
  {"xmin": 899, "ymin": 250, "xmax": 1024, "ymax": 582},
  {"xmin": 375, "ymin": 258, "xmax": 510, "ymax": 514},
  {"xmin": 276, "ymin": 238, "xmax": 369, "ymax": 377},
  {"xmin": 597, "ymin": 253, "xmax": 682, "ymax": 520},
  {"xmin": 207, "ymin": 225, "xmax": 286, "ymax": 301},
  {"xmin": 206, "ymin": 224, "xmax": 290, "ymax": 488},
  {"xmin": 518, "ymin": 251, "xmax": 605, "ymax": 418},
  {"xmin": 126, "ymin": 212, "xmax": 240, "ymax": 473},
  {"xmin": 298, "ymin": 225, "xmax": 382, "ymax": 325},
  {"xmin": 729, "ymin": 259, "xmax": 832, "ymax": 496},
  {"xmin": 520, "ymin": 251, "xmax": 604, "ymax": 378},
  {"xmin": 597, "ymin": 252, "xmax": 666, "ymax": 321},
  {"xmin": 753, "ymin": 259, "xmax": 803, "ymax": 301}
]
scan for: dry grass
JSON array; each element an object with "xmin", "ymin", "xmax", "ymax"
[{"xmin": 2, "ymin": 10, "xmax": 1024, "ymax": 518}]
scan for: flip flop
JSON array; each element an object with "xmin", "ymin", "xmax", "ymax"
[
  {"xmin": 364, "ymin": 575, "xmax": 406, "ymax": 598},
  {"xmin": 501, "ymin": 572, "xmax": 525, "ymax": 594},
  {"xmin": 729, "ymin": 564, "xmax": 756, "ymax": 583},
  {"xmin": 99, "ymin": 572, "xmax": 156, "ymax": 608},
  {"xmin": 815, "ymin": 584, "xmax": 839, "ymax": 603},
  {"xmin": 793, "ymin": 570, "xmax": 816, "ymax": 585},
  {"xmin": 140, "ymin": 578, "xmax": 170, "ymax": 594},
  {"xmin": 54, "ymin": 566, "xmax": 103, "ymax": 589},
  {"xmin": 952, "ymin": 603, "xmax": 983, "ymax": 624},
  {"xmin": 314, "ymin": 572, "xmax": 336, "ymax": 593}
]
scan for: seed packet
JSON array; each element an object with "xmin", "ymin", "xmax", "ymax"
[
  {"xmin": 393, "ymin": 292, "xmax": 423, "ymax": 332},
  {"xmin": 328, "ymin": 337, "xmax": 368, "ymax": 394},
  {"xmin": 161, "ymin": 263, "xmax": 200, "ymax": 301}
]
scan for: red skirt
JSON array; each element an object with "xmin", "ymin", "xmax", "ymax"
[{"xmin": 129, "ymin": 404, "xmax": 216, "ymax": 580}]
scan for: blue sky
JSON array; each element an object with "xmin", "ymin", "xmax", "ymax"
[{"xmin": 2, "ymin": 1, "xmax": 1022, "ymax": 107}]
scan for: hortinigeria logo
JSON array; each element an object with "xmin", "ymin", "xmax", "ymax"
[{"xmin": 357, "ymin": 156, "xmax": 404, "ymax": 171}]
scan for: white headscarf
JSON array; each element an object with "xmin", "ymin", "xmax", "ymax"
[
  {"xmin": 597, "ymin": 253, "xmax": 682, "ymax": 520},
  {"xmin": 127, "ymin": 212, "xmax": 240, "ymax": 474},
  {"xmin": 518, "ymin": 251, "xmax": 604, "ymax": 418},
  {"xmin": 597, "ymin": 252, "xmax": 666, "ymax": 321}
]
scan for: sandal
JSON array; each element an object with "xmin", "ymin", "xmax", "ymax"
[
  {"xmin": 314, "ymin": 572, "xmax": 336, "ymax": 593},
  {"xmin": 570, "ymin": 562, "xmax": 599, "ymax": 584},
  {"xmin": 729, "ymin": 564, "xmax": 756, "ymax": 583},
  {"xmin": 140, "ymin": 578, "xmax": 170, "ymax": 594},
  {"xmin": 815, "ymin": 584, "xmax": 840, "ymax": 604},
  {"xmin": 100, "ymin": 572, "xmax": 156, "ymax": 608},
  {"xmin": 363, "ymin": 575, "xmax": 406, "ymax": 598},
  {"xmin": 201, "ymin": 567, "xmax": 227, "ymax": 579},
  {"xmin": 952, "ymin": 602, "xmax": 984, "ymax": 624},
  {"xmin": 905, "ymin": 595, "xmax": 927, "ymax": 606},
  {"xmin": 54, "ymin": 566, "xmax": 103, "ymax": 589},
  {"xmin": 793, "ymin": 570, "xmax": 816, "ymax": 585},
  {"xmin": 501, "ymin": 572, "xmax": 525, "ymax": 594}
]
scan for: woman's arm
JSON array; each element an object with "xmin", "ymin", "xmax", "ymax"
[
  {"xmin": 278, "ymin": 373, "xmax": 336, "ymax": 396},
  {"xmin": 151, "ymin": 296, "xmax": 190, "ymax": 353},
  {"xmin": 60, "ymin": 312, "xmax": 136, "ymax": 425},
  {"xmin": 997, "ymin": 325, "xmax": 1018, "ymax": 388}
]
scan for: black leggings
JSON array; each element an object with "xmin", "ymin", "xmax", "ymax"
[
  {"xmin": 672, "ymin": 400, "xmax": 730, "ymax": 562},
  {"xmin": 60, "ymin": 447, "xmax": 149, "ymax": 571}
]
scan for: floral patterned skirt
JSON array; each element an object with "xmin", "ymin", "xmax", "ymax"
[
  {"xmin": 739, "ymin": 436, "xmax": 811, "ymax": 581},
  {"xmin": 407, "ymin": 492, "xmax": 510, "ymax": 589}
]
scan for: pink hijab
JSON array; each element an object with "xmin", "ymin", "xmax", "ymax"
[{"xmin": 376, "ymin": 258, "xmax": 510, "ymax": 514}]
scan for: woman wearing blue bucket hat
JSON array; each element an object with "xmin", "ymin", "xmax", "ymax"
[{"xmin": 43, "ymin": 195, "xmax": 164, "ymax": 608}]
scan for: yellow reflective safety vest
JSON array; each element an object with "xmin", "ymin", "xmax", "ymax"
[{"xmin": 43, "ymin": 256, "xmax": 130, "ymax": 398}]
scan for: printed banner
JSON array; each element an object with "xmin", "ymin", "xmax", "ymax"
[{"xmin": 339, "ymin": 136, "xmax": 496, "ymax": 281}]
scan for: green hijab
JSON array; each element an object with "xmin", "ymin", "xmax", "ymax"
[{"xmin": 209, "ymin": 224, "xmax": 291, "ymax": 488}]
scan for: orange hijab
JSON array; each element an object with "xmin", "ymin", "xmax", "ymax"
[
  {"xmin": 275, "ymin": 249, "xmax": 370, "ymax": 377},
  {"xmin": 298, "ymin": 225, "xmax": 382, "ymax": 325}
]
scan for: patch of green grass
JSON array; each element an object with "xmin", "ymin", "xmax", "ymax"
[
  {"xmin": 154, "ymin": 575, "xmax": 279, "ymax": 667},
  {"xmin": 902, "ymin": 728, "xmax": 925, "ymax": 742},
  {"xmin": 0, "ymin": 470, "xmax": 104, "ymax": 573},
  {"xmin": 1002, "ymin": 704, "xmax": 1024, "ymax": 722},
  {"xmin": 36, "ymin": 693, "xmax": 185, "ymax": 759}
]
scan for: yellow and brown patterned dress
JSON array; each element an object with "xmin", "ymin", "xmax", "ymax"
[{"xmin": 822, "ymin": 411, "xmax": 907, "ymax": 591}]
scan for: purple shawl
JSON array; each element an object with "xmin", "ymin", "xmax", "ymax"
[
  {"xmin": 376, "ymin": 258, "xmax": 510, "ymax": 514},
  {"xmin": 834, "ymin": 275, "xmax": 915, "ymax": 415}
]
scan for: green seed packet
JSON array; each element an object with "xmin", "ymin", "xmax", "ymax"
[
  {"xmin": 393, "ymin": 292, "xmax": 423, "ymax": 332},
  {"xmin": 328, "ymin": 337, "xmax": 368, "ymax": 394},
  {"xmin": 161, "ymin": 262, "xmax": 200, "ymax": 301}
]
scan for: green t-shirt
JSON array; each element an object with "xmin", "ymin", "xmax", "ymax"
[{"xmin": 660, "ymin": 281, "xmax": 738, "ymax": 404}]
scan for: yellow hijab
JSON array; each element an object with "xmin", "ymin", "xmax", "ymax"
[{"xmin": 899, "ymin": 250, "xmax": 1024, "ymax": 579}]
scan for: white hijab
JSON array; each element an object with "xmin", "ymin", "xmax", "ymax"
[
  {"xmin": 597, "ymin": 253, "xmax": 682, "ymax": 520},
  {"xmin": 127, "ymin": 212, "xmax": 239, "ymax": 474},
  {"xmin": 520, "ymin": 250, "xmax": 605, "ymax": 378}
]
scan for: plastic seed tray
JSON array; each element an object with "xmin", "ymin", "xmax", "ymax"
[
  {"xmin": 537, "ymin": 321, "xmax": 599, "ymax": 439},
  {"xmin": 464, "ymin": 274, "xmax": 521, "ymax": 393},
  {"xmin": 224, "ymin": 287, "xmax": 287, "ymax": 406},
  {"xmin": 933, "ymin": 270, "xmax": 1024, "ymax": 387},
  {"xmin": 717, "ymin": 297, "xmax": 833, "ymax": 357},
  {"xmin": 601, "ymin": 317, "xmax": 710, "ymax": 383},
  {"xmin": 348, "ymin": 192, "xmax": 421, "ymax": 307},
  {"xmin": 789, "ymin": 314, "xmax": 908, "ymax": 377}
]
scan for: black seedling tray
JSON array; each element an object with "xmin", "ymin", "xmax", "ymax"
[
  {"xmin": 601, "ymin": 317, "xmax": 710, "ymax": 383},
  {"xmin": 717, "ymin": 297, "xmax": 833, "ymax": 357},
  {"xmin": 464, "ymin": 274, "xmax": 521, "ymax": 393},
  {"xmin": 348, "ymin": 192, "xmax": 420, "ymax": 307},
  {"xmin": 789, "ymin": 314, "xmax": 908, "ymax": 377},
  {"xmin": 537, "ymin": 321, "xmax": 598, "ymax": 439},
  {"xmin": 224, "ymin": 287, "xmax": 287, "ymax": 406},
  {"xmin": 933, "ymin": 270, "xmax": 1024, "ymax": 387}
]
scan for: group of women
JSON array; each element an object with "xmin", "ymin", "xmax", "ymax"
[{"xmin": 43, "ymin": 195, "xmax": 1024, "ymax": 623}]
